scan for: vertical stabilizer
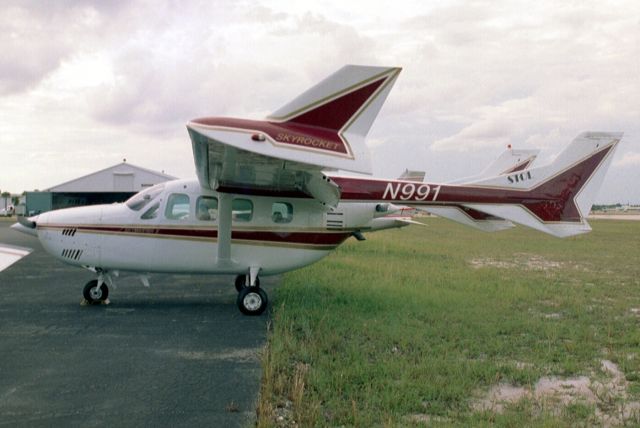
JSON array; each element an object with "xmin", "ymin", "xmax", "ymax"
[{"xmin": 462, "ymin": 132, "xmax": 622, "ymax": 237}]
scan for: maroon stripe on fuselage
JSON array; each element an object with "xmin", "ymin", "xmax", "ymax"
[
  {"xmin": 333, "ymin": 145, "xmax": 612, "ymax": 223},
  {"xmin": 56, "ymin": 225, "xmax": 351, "ymax": 246},
  {"xmin": 74, "ymin": 226, "xmax": 218, "ymax": 239},
  {"xmin": 233, "ymin": 231, "xmax": 350, "ymax": 245}
]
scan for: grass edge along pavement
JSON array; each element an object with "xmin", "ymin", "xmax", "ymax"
[{"xmin": 257, "ymin": 218, "xmax": 640, "ymax": 427}]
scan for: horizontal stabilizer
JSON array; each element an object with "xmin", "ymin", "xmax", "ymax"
[{"xmin": 421, "ymin": 206, "xmax": 515, "ymax": 232}]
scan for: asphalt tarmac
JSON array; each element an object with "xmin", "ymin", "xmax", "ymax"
[{"xmin": 0, "ymin": 219, "xmax": 274, "ymax": 427}]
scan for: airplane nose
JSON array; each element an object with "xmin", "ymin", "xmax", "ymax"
[
  {"xmin": 11, "ymin": 222, "xmax": 38, "ymax": 237},
  {"xmin": 11, "ymin": 215, "xmax": 39, "ymax": 237}
]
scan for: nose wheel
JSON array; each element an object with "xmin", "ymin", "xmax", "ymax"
[{"xmin": 82, "ymin": 279, "xmax": 109, "ymax": 304}]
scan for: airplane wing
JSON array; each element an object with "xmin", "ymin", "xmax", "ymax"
[
  {"xmin": 186, "ymin": 65, "xmax": 400, "ymax": 264},
  {"xmin": 187, "ymin": 65, "xmax": 401, "ymax": 208},
  {"xmin": 0, "ymin": 243, "xmax": 32, "ymax": 272}
]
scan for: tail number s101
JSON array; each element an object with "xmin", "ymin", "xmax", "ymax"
[{"xmin": 383, "ymin": 183, "xmax": 441, "ymax": 201}]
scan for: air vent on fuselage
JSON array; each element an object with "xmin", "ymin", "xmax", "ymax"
[
  {"xmin": 61, "ymin": 249, "xmax": 83, "ymax": 261},
  {"xmin": 326, "ymin": 211, "xmax": 344, "ymax": 230},
  {"xmin": 61, "ymin": 228, "xmax": 77, "ymax": 237}
]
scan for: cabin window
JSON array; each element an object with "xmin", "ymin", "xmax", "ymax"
[
  {"xmin": 126, "ymin": 183, "xmax": 165, "ymax": 211},
  {"xmin": 196, "ymin": 196, "xmax": 218, "ymax": 221},
  {"xmin": 165, "ymin": 193, "xmax": 190, "ymax": 220},
  {"xmin": 232, "ymin": 199, "xmax": 253, "ymax": 222},
  {"xmin": 271, "ymin": 202, "xmax": 293, "ymax": 223},
  {"xmin": 141, "ymin": 202, "xmax": 160, "ymax": 220}
]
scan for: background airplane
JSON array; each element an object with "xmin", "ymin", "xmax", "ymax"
[{"xmin": 6, "ymin": 65, "xmax": 622, "ymax": 315}]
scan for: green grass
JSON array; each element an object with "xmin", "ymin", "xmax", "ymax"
[{"xmin": 257, "ymin": 218, "xmax": 640, "ymax": 427}]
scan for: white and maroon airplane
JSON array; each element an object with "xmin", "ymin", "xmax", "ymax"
[{"xmin": 6, "ymin": 65, "xmax": 622, "ymax": 315}]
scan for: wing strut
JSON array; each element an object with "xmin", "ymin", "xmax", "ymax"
[{"xmin": 217, "ymin": 193, "xmax": 233, "ymax": 263}]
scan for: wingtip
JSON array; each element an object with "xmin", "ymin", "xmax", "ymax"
[{"xmin": 578, "ymin": 131, "xmax": 624, "ymax": 141}]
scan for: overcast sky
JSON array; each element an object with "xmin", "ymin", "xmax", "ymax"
[{"xmin": 1, "ymin": 0, "xmax": 638, "ymax": 203}]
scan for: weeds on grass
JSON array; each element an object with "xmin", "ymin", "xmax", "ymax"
[{"xmin": 258, "ymin": 219, "xmax": 640, "ymax": 426}]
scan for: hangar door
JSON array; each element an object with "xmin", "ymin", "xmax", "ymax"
[{"xmin": 113, "ymin": 173, "xmax": 134, "ymax": 191}]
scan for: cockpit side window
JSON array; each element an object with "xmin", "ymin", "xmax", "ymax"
[
  {"xmin": 141, "ymin": 202, "xmax": 160, "ymax": 220},
  {"xmin": 196, "ymin": 196, "xmax": 218, "ymax": 221},
  {"xmin": 165, "ymin": 193, "xmax": 190, "ymax": 220},
  {"xmin": 126, "ymin": 183, "xmax": 165, "ymax": 211}
]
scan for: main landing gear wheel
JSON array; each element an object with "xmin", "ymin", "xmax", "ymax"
[
  {"xmin": 237, "ymin": 286, "xmax": 268, "ymax": 316},
  {"xmin": 83, "ymin": 279, "xmax": 109, "ymax": 304},
  {"xmin": 234, "ymin": 275, "xmax": 260, "ymax": 292}
]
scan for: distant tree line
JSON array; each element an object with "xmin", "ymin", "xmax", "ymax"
[{"xmin": 592, "ymin": 203, "xmax": 623, "ymax": 211}]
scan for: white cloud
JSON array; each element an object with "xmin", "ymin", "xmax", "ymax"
[
  {"xmin": 614, "ymin": 152, "xmax": 640, "ymax": 168},
  {"xmin": 0, "ymin": 2, "xmax": 127, "ymax": 94},
  {"xmin": 0, "ymin": 0, "xmax": 639, "ymax": 204}
]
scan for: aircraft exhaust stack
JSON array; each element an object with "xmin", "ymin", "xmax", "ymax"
[{"xmin": 12, "ymin": 216, "xmax": 38, "ymax": 237}]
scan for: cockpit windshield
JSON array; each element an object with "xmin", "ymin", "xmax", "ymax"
[{"xmin": 125, "ymin": 183, "xmax": 165, "ymax": 211}]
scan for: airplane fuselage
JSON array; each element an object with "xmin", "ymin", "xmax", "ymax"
[
  {"xmin": 31, "ymin": 178, "xmax": 403, "ymax": 276},
  {"xmin": 30, "ymin": 135, "xmax": 615, "ymax": 278}
]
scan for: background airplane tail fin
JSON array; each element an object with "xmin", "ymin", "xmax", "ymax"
[
  {"xmin": 398, "ymin": 169, "xmax": 426, "ymax": 182},
  {"xmin": 267, "ymin": 65, "xmax": 401, "ymax": 137},
  {"xmin": 449, "ymin": 148, "xmax": 539, "ymax": 184},
  {"xmin": 462, "ymin": 132, "xmax": 622, "ymax": 237},
  {"xmin": 480, "ymin": 148, "xmax": 539, "ymax": 176}
]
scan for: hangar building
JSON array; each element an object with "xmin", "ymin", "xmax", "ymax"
[{"xmin": 26, "ymin": 162, "xmax": 176, "ymax": 215}]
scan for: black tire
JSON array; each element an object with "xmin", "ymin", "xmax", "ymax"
[
  {"xmin": 237, "ymin": 286, "xmax": 268, "ymax": 316},
  {"xmin": 234, "ymin": 275, "xmax": 260, "ymax": 292},
  {"xmin": 83, "ymin": 279, "xmax": 109, "ymax": 304}
]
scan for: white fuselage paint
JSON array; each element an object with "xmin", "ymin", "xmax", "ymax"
[{"xmin": 32, "ymin": 179, "xmax": 402, "ymax": 277}]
